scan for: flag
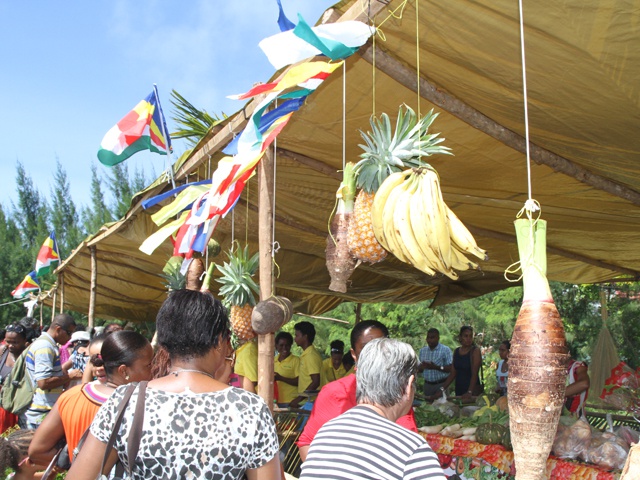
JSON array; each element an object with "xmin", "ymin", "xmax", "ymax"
[
  {"xmin": 98, "ymin": 89, "xmax": 172, "ymax": 167},
  {"xmin": 259, "ymin": 17, "xmax": 374, "ymax": 69},
  {"xmin": 11, "ymin": 271, "xmax": 40, "ymax": 299},
  {"xmin": 35, "ymin": 231, "xmax": 60, "ymax": 276}
]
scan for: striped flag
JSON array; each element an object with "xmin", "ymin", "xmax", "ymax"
[
  {"xmin": 35, "ymin": 231, "xmax": 60, "ymax": 277},
  {"xmin": 11, "ymin": 271, "xmax": 40, "ymax": 299},
  {"xmin": 97, "ymin": 88, "xmax": 172, "ymax": 167}
]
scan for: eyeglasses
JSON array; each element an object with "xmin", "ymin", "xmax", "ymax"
[
  {"xmin": 6, "ymin": 324, "xmax": 26, "ymax": 334},
  {"xmin": 54, "ymin": 323, "xmax": 73, "ymax": 336}
]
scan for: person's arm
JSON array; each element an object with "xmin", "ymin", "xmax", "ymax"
[
  {"xmin": 306, "ymin": 373, "xmax": 320, "ymax": 392},
  {"xmin": 240, "ymin": 375, "xmax": 257, "ymax": 393},
  {"xmin": 462, "ymin": 347, "xmax": 482, "ymax": 399},
  {"xmin": 37, "ymin": 369, "xmax": 82, "ymax": 390},
  {"xmin": 436, "ymin": 363, "xmax": 457, "ymax": 398},
  {"xmin": 28, "ymin": 403, "xmax": 65, "ymax": 465},
  {"xmin": 62, "ymin": 359, "xmax": 73, "ymax": 372},
  {"xmin": 246, "ymin": 455, "xmax": 282, "ymax": 480},
  {"xmin": 82, "ymin": 365, "xmax": 94, "ymax": 384},
  {"xmin": 274, "ymin": 372, "xmax": 298, "ymax": 387},
  {"xmin": 565, "ymin": 365, "xmax": 590, "ymax": 397},
  {"xmin": 66, "ymin": 433, "xmax": 119, "ymax": 479}
]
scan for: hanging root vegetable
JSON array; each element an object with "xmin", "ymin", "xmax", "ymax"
[
  {"xmin": 185, "ymin": 255, "xmax": 205, "ymax": 291},
  {"xmin": 326, "ymin": 163, "xmax": 358, "ymax": 293},
  {"xmin": 508, "ymin": 218, "xmax": 569, "ymax": 479},
  {"xmin": 371, "ymin": 166, "xmax": 487, "ymax": 279},
  {"xmin": 348, "ymin": 105, "xmax": 451, "ymax": 264}
]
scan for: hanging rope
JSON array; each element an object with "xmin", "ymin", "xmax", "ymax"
[
  {"xmin": 517, "ymin": 0, "xmax": 537, "ymax": 215},
  {"xmin": 343, "ymin": 61, "xmax": 347, "ymax": 171}
]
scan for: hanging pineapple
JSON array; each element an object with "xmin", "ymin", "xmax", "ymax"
[
  {"xmin": 215, "ymin": 245, "xmax": 259, "ymax": 341},
  {"xmin": 348, "ymin": 105, "xmax": 451, "ymax": 263},
  {"xmin": 160, "ymin": 256, "xmax": 186, "ymax": 292}
]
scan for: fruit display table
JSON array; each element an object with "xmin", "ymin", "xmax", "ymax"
[{"xmin": 421, "ymin": 433, "xmax": 620, "ymax": 479}]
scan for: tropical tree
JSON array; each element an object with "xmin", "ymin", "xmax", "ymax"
[
  {"xmin": 170, "ymin": 89, "xmax": 226, "ymax": 147},
  {"xmin": 82, "ymin": 163, "xmax": 113, "ymax": 234},
  {"xmin": 50, "ymin": 159, "xmax": 84, "ymax": 257}
]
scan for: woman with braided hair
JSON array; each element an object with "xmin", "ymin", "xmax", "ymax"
[{"xmin": 0, "ymin": 429, "xmax": 48, "ymax": 479}]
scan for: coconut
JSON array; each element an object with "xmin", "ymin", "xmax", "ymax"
[{"xmin": 251, "ymin": 296, "xmax": 293, "ymax": 334}]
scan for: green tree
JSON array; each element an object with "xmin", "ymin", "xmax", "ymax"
[
  {"xmin": 82, "ymin": 163, "xmax": 113, "ymax": 234},
  {"xmin": 13, "ymin": 161, "xmax": 49, "ymax": 251},
  {"xmin": 107, "ymin": 163, "xmax": 136, "ymax": 219},
  {"xmin": 50, "ymin": 159, "xmax": 84, "ymax": 257},
  {"xmin": 170, "ymin": 89, "xmax": 225, "ymax": 147}
]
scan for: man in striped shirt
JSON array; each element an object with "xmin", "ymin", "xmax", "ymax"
[
  {"xmin": 300, "ymin": 338, "xmax": 445, "ymax": 480},
  {"xmin": 418, "ymin": 329, "xmax": 452, "ymax": 399},
  {"xmin": 23, "ymin": 314, "xmax": 82, "ymax": 428}
]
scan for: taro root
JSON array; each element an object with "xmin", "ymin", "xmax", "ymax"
[
  {"xmin": 251, "ymin": 296, "xmax": 293, "ymax": 334},
  {"xmin": 185, "ymin": 257, "xmax": 205, "ymax": 291},
  {"xmin": 326, "ymin": 163, "xmax": 357, "ymax": 293},
  {"xmin": 508, "ymin": 218, "xmax": 569, "ymax": 479}
]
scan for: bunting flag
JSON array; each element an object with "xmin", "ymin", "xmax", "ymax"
[
  {"xmin": 228, "ymin": 61, "xmax": 342, "ymax": 100},
  {"xmin": 276, "ymin": 0, "xmax": 295, "ymax": 32},
  {"xmin": 35, "ymin": 231, "xmax": 60, "ymax": 277},
  {"xmin": 11, "ymin": 271, "xmax": 40, "ymax": 299},
  {"xmin": 98, "ymin": 88, "xmax": 172, "ymax": 167},
  {"xmin": 259, "ymin": 16, "xmax": 375, "ymax": 69}
]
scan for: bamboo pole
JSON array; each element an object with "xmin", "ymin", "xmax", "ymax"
[
  {"xmin": 88, "ymin": 246, "xmax": 97, "ymax": 330},
  {"xmin": 257, "ymin": 148, "xmax": 275, "ymax": 410},
  {"xmin": 51, "ymin": 289, "xmax": 57, "ymax": 322},
  {"xmin": 59, "ymin": 272, "xmax": 64, "ymax": 313}
]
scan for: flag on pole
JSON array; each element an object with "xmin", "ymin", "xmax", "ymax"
[
  {"xmin": 11, "ymin": 271, "xmax": 40, "ymax": 299},
  {"xmin": 35, "ymin": 231, "xmax": 60, "ymax": 277},
  {"xmin": 97, "ymin": 90, "xmax": 172, "ymax": 167}
]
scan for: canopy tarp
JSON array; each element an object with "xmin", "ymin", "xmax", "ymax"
[{"xmin": 51, "ymin": 0, "xmax": 640, "ymax": 322}]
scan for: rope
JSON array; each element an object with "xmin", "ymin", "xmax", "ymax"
[
  {"xmin": 0, "ymin": 298, "xmax": 28, "ymax": 307},
  {"xmin": 518, "ymin": 0, "xmax": 535, "ymax": 212},
  {"xmin": 343, "ymin": 61, "xmax": 347, "ymax": 171},
  {"xmin": 415, "ymin": 0, "xmax": 422, "ymax": 165}
]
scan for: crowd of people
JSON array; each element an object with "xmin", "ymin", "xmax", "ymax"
[{"xmin": 0, "ymin": 300, "xmax": 591, "ymax": 479}]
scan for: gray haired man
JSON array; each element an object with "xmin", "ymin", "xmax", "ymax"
[{"xmin": 301, "ymin": 338, "xmax": 445, "ymax": 480}]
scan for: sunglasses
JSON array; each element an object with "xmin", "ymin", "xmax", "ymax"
[
  {"xmin": 54, "ymin": 323, "xmax": 73, "ymax": 336},
  {"xmin": 6, "ymin": 324, "xmax": 26, "ymax": 334}
]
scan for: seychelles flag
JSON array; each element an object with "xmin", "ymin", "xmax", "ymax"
[
  {"xmin": 11, "ymin": 271, "xmax": 40, "ymax": 299},
  {"xmin": 97, "ymin": 88, "xmax": 172, "ymax": 167},
  {"xmin": 35, "ymin": 231, "xmax": 60, "ymax": 277}
]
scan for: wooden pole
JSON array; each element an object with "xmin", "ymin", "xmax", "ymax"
[
  {"xmin": 59, "ymin": 272, "xmax": 64, "ymax": 313},
  {"xmin": 51, "ymin": 289, "xmax": 57, "ymax": 322},
  {"xmin": 257, "ymin": 148, "xmax": 275, "ymax": 410},
  {"xmin": 88, "ymin": 246, "xmax": 98, "ymax": 330}
]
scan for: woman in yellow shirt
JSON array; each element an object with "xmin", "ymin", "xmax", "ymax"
[
  {"xmin": 321, "ymin": 340, "xmax": 347, "ymax": 386},
  {"xmin": 274, "ymin": 332, "xmax": 299, "ymax": 405}
]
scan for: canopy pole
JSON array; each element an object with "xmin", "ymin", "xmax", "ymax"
[
  {"xmin": 59, "ymin": 272, "xmax": 64, "ymax": 313},
  {"xmin": 257, "ymin": 148, "xmax": 275, "ymax": 410},
  {"xmin": 88, "ymin": 246, "xmax": 98, "ymax": 330},
  {"xmin": 51, "ymin": 289, "xmax": 57, "ymax": 322}
]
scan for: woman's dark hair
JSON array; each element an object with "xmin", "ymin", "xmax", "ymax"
[
  {"xmin": 157, "ymin": 290, "xmax": 230, "ymax": 359},
  {"xmin": 275, "ymin": 331, "xmax": 293, "ymax": 345},
  {"xmin": 459, "ymin": 325, "xmax": 473, "ymax": 337},
  {"xmin": 88, "ymin": 332, "xmax": 110, "ymax": 368},
  {"xmin": 501, "ymin": 340, "xmax": 511, "ymax": 350},
  {"xmin": 5, "ymin": 323, "xmax": 28, "ymax": 340},
  {"xmin": 0, "ymin": 429, "xmax": 35, "ymax": 473},
  {"xmin": 19, "ymin": 316, "xmax": 39, "ymax": 342},
  {"xmin": 350, "ymin": 320, "xmax": 389, "ymax": 350},
  {"xmin": 342, "ymin": 352, "xmax": 355, "ymax": 370},
  {"xmin": 100, "ymin": 331, "xmax": 150, "ymax": 376},
  {"xmin": 330, "ymin": 339, "xmax": 345, "ymax": 352}
]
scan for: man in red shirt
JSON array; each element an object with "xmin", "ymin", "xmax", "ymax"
[{"xmin": 297, "ymin": 320, "xmax": 417, "ymax": 461}]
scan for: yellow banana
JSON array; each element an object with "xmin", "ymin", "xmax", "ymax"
[
  {"xmin": 449, "ymin": 243, "xmax": 479, "ymax": 271},
  {"xmin": 393, "ymin": 174, "xmax": 437, "ymax": 275},
  {"xmin": 372, "ymin": 170, "xmax": 410, "ymax": 248},
  {"xmin": 409, "ymin": 171, "xmax": 452, "ymax": 275},
  {"xmin": 445, "ymin": 204, "xmax": 488, "ymax": 261},
  {"xmin": 381, "ymin": 178, "xmax": 410, "ymax": 262}
]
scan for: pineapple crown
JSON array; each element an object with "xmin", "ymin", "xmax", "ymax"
[
  {"xmin": 354, "ymin": 105, "xmax": 452, "ymax": 193},
  {"xmin": 215, "ymin": 244, "xmax": 260, "ymax": 308},
  {"xmin": 160, "ymin": 256, "xmax": 186, "ymax": 291}
]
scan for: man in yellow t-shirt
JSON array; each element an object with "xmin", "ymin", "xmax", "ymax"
[
  {"xmin": 290, "ymin": 321, "xmax": 322, "ymax": 409},
  {"xmin": 234, "ymin": 337, "xmax": 258, "ymax": 393},
  {"xmin": 274, "ymin": 331, "xmax": 300, "ymax": 405},
  {"xmin": 320, "ymin": 340, "xmax": 347, "ymax": 387}
]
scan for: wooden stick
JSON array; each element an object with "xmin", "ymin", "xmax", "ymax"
[
  {"xmin": 88, "ymin": 246, "xmax": 98, "ymax": 330},
  {"xmin": 257, "ymin": 148, "xmax": 275, "ymax": 409},
  {"xmin": 59, "ymin": 272, "xmax": 64, "ymax": 313}
]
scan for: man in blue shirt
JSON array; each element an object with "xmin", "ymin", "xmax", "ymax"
[{"xmin": 418, "ymin": 328, "xmax": 452, "ymax": 398}]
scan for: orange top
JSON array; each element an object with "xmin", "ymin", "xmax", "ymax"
[{"xmin": 57, "ymin": 382, "xmax": 110, "ymax": 460}]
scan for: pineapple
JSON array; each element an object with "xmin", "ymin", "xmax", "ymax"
[
  {"xmin": 160, "ymin": 256, "xmax": 186, "ymax": 292},
  {"xmin": 349, "ymin": 105, "xmax": 451, "ymax": 263},
  {"xmin": 215, "ymin": 245, "xmax": 260, "ymax": 340}
]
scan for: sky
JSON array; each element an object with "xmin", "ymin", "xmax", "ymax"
[{"xmin": 0, "ymin": 0, "xmax": 336, "ymax": 211}]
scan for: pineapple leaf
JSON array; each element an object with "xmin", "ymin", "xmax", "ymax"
[{"xmin": 214, "ymin": 245, "xmax": 260, "ymax": 307}]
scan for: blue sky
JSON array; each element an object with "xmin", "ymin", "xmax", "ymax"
[{"xmin": 0, "ymin": 0, "xmax": 335, "ymax": 211}]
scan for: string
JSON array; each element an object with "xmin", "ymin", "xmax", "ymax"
[
  {"xmin": 415, "ymin": 0, "xmax": 422, "ymax": 164},
  {"xmin": 371, "ymin": 1, "xmax": 376, "ymax": 117},
  {"xmin": 342, "ymin": 61, "xmax": 346, "ymax": 171},
  {"xmin": 518, "ymin": 0, "xmax": 535, "ymax": 212},
  {"xmin": 245, "ymin": 176, "xmax": 250, "ymax": 246}
]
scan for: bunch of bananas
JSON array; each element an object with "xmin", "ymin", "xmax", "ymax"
[{"xmin": 371, "ymin": 167, "xmax": 487, "ymax": 279}]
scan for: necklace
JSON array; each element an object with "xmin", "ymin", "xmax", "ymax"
[{"xmin": 170, "ymin": 368, "xmax": 215, "ymax": 380}]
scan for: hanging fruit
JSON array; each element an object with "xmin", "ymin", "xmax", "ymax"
[
  {"xmin": 215, "ymin": 245, "xmax": 259, "ymax": 340},
  {"xmin": 185, "ymin": 255, "xmax": 205, "ymax": 291},
  {"xmin": 348, "ymin": 105, "xmax": 451, "ymax": 264},
  {"xmin": 508, "ymin": 218, "xmax": 569, "ymax": 480},
  {"xmin": 371, "ymin": 166, "xmax": 487, "ymax": 279},
  {"xmin": 326, "ymin": 163, "xmax": 358, "ymax": 293}
]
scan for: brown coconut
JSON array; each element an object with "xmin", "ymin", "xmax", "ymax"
[{"xmin": 252, "ymin": 296, "xmax": 293, "ymax": 334}]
